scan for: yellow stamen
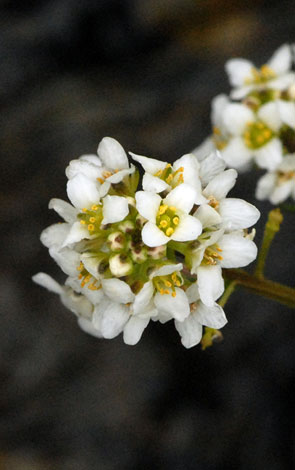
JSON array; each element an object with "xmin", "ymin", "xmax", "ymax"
[
  {"xmin": 88, "ymin": 224, "xmax": 95, "ymax": 231},
  {"xmin": 173, "ymin": 217, "xmax": 179, "ymax": 226},
  {"xmin": 158, "ymin": 204, "xmax": 168, "ymax": 215},
  {"xmin": 82, "ymin": 208, "xmax": 87, "ymax": 212},
  {"xmin": 166, "ymin": 227, "xmax": 174, "ymax": 237},
  {"xmin": 80, "ymin": 220, "xmax": 86, "ymax": 225},
  {"xmin": 97, "ymin": 177, "xmax": 104, "ymax": 184},
  {"xmin": 164, "ymin": 280, "xmax": 172, "ymax": 287},
  {"xmin": 160, "ymin": 220, "xmax": 168, "ymax": 228},
  {"xmin": 154, "ymin": 169, "xmax": 163, "ymax": 177},
  {"xmin": 165, "ymin": 174, "xmax": 173, "ymax": 183},
  {"xmin": 172, "ymin": 291, "xmax": 177, "ymax": 298},
  {"xmin": 160, "ymin": 288, "xmax": 165, "ymax": 295},
  {"xmin": 91, "ymin": 204, "xmax": 98, "ymax": 211},
  {"xmin": 89, "ymin": 217, "xmax": 96, "ymax": 223}
]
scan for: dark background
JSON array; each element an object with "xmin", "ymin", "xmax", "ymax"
[{"xmin": 1, "ymin": 1, "xmax": 295, "ymax": 468}]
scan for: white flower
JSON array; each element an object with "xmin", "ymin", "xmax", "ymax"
[
  {"xmin": 66, "ymin": 137, "xmax": 135, "ymax": 209},
  {"xmin": 175, "ymin": 282, "xmax": 227, "ymax": 349},
  {"xmin": 219, "ymin": 100, "xmax": 288, "ymax": 171},
  {"xmin": 225, "ymin": 44, "xmax": 295, "ymax": 99},
  {"xmin": 130, "ymin": 151, "xmax": 206, "ymax": 203},
  {"xmin": 135, "ymin": 185, "xmax": 202, "ymax": 247},
  {"xmin": 190, "ymin": 229, "xmax": 257, "ymax": 306},
  {"xmin": 256, "ymin": 154, "xmax": 295, "ymax": 204},
  {"xmin": 194, "ymin": 167, "xmax": 260, "ymax": 232}
]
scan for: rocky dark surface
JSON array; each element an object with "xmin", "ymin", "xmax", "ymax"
[{"xmin": 1, "ymin": 1, "xmax": 294, "ymax": 468}]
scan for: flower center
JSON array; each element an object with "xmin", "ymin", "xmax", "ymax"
[
  {"xmin": 243, "ymin": 121, "xmax": 274, "ymax": 149},
  {"xmin": 97, "ymin": 169, "xmax": 120, "ymax": 184},
  {"xmin": 156, "ymin": 204, "xmax": 179, "ymax": 237},
  {"xmin": 78, "ymin": 204, "xmax": 103, "ymax": 234},
  {"xmin": 278, "ymin": 170, "xmax": 295, "ymax": 183},
  {"xmin": 153, "ymin": 271, "xmax": 183, "ymax": 297},
  {"xmin": 76, "ymin": 262, "xmax": 102, "ymax": 290},
  {"xmin": 201, "ymin": 244, "xmax": 223, "ymax": 266},
  {"xmin": 245, "ymin": 65, "xmax": 276, "ymax": 85},
  {"xmin": 154, "ymin": 164, "xmax": 185, "ymax": 187}
]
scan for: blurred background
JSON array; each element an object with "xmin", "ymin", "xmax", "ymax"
[{"xmin": 1, "ymin": 0, "xmax": 295, "ymax": 468}]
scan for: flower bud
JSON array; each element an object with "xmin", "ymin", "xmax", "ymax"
[
  {"xmin": 107, "ymin": 231, "xmax": 126, "ymax": 252},
  {"xmin": 118, "ymin": 220, "xmax": 135, "ymax": 234},
  {"xmin": 129, "ymin": 243, "xmax": 148, "ymax": 264},
  {"xmin": 147, "ymin": 245, "xmax": 166, "ymax": 259},
  {"xmin": 109, "ymin": 253, "xmax": 133, "ymax": 277}
]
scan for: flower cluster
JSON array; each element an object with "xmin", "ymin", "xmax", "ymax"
[
  {"xmin": 194, "ymin": 44, "xmax": 295, "ymax": 205},
  {"xmin": 33, "ymin": 137, "xmax": 260, "ymax": 348}
]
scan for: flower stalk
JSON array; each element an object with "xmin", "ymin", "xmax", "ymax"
[{"xmin": 254, "ymin": 208, "xmax": 283, "ymax": 279}]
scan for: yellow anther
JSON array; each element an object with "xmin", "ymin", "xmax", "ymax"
[
  {"xmin": 171, "ymin": 291, "xmax": 177, "ymax": 298},
  {"xmin": 160, "ymin": 288, "xmax": 165, "ymax": 295},
  {"xmin": 166, "ymin": 163, "xmax": 172, "ymax": 168},
  {"xmin": 97, "ymin": 177, "xmax": 104, "ymax": 184},
  {"xmin": 82, "ymin": 208, "xmax": 87, "ymax": 212},
  {"xmin": 172, "ymin": 273, "xmax": 177, "ymax": 282},
  {"xmin": 178, "ymin": 174, "xmax": 184, "ymax": 183},
  {"xmin": 175, "ymin": 280, "xmax": 181, "ymax": 287},
  {"xmin": 154, "ymin": 169, "xmax": 163, "ymax": 177},
  {"xmin": 91, "ymin": 204, "xmax": 98, "ymax": 211},
  {"xmin": 213, "ymin": 126, "xmax": 221, "ymax": 135},
  {"xmin": 158, "ymin": 204, "xmax": 168, "ymax": 215},
  {"xmin": 165, "ymin": 174, "xmax": 173, "ymax": 183},
  {"xmin": 174, "ymin": 167, "xmax": 184, "ymax": 174},
  {"xmin": 164, "ymin": 280, "xmax": 172, "ymax": 287},
  {"xmin": 164, "ymin": 289, "xmax": 170, "ymax": 294},
  {"xmin": 78, "ymin": 274, "xmax": 83, "ymax": 279},
  {"xmin": 89, "ymin": 217, "xmax": 96, "ymax": 223},
  {"xmin": 77, "ymin": 262, "xmax": 84, "ymax": 271},
  {"xmin": 217, "ymin": 247, "xmax": 222, "ymax": 252},
  {"xmin": 263, "ymin": 130, "xmax": 271, "ymax": 139},
  {"xmin": 169, "ymin": 206, "xmax": 177, "ymax": 212},
  {"xmin": 166, "ymin": 227, "xmax": 174, "ymax": 237},
  {"xmin": 81, "ymin": 281, "xmax": 86, "ymax": 287},
  {"xmin": 88, "ymin": 224, "xmax": 95, "ymax": 231},
  {"xmin": 172, "ymin": 216, "xmax": 179, "ymax": 226},
  {"xmin": 159, "ymin": 220, "xmax": 168, "ymax": 228},
  {"xmin": 80, "ymin": 220, "xmax": 86, "ymax": 225},
  {"xmin": 84, "ymin": 275, "xmax": 91, "ymax": 283},
  {"xmin": 102, "ymin": 171, "xmax": 113, "ymax": 178},
  {"xmin": 256, "ymin": 135, "xmax": 264, "ymax": 144}
]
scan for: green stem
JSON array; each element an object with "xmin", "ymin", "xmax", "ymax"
[
  {"xmin": 255, "ymin": 208, "xmax": 283, "ymax": 279},
  {"xmin": 224, "ymin": 269, "xmax": 295, "ymax": 309},
  {"xmin": 218, "ymin": 280, "xmax": 237, "ymax": 308}
]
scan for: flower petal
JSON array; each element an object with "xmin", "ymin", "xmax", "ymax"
[
  {"xmin": 67, "ymin": 173, "xmax": 100, "ymax": 210},
  {"xmin": 49, "ymin": 198, "xmax": 78, "ymax": 223},
  {"xmin": 257, "ymin": 101, "xmax": 281, "ymax": 132},
  {"xmin": 101, "ymin": 278, "xmax": 135, "ymax": 304},
  {"xmin": 99, "ymin": 301, "xmax": 130, "ymax": 339},
  {"xmin": 218, "ymin": 198, "xmax": 260, "ymax": 230},
  {"xmin": 203, "ymin": 169, "xmax": 237, "ymax": 200},
  {"xmin": 267, "ymin": 44, "xmax": 292, "ymax": 75},
  {"xmin": 135, "ymin": 191, "xmax": 161, "ymax": 222},
  {"xmin": 97, "ymin": 137, "xmax": 129, "ymax": 169},
  {"xmin": 195, "ymin": 301, "xmax": 227, "ymax": 329},
  {"xmin": 141, "ymin": 221, "xmax": 170, "ymax": 247},
  {"xmin": 142, "ymin": 173, "xmax": 169, "ymax": 193},
  {"xmin": 62, "ymin": 221, "xmax": 90, "ymax": 247},
  {"xmin": 78, "ymin": 318, "xmax": 103, "ymax": 338},
  {"xmin": 255, "ymin": 172, "xmax": 276, "ymax": 200},
  {"xmin": 61, "ymin": 289, "xmax": 93, "ymax": 318},
  {"xmin": 221, "ymin": 137, "xmax": 253, "ymax": 170},
  {"xmin": 194, "ymin": 204, "xmax": 221, "ymax": 228},
  {"xmin": 172, "ymin": 214, "xmax": 202, "ymax": 242},
  {"xmin": 219, "ymin": 233, "xmax": 258, "ymax": 268},
  {"xmin": 40, "ymin": 223, "xmax": 70, "ymax": 248},
  {"xmin": 211, "ymin": 94, "xmax": 229, "ymax": 128},
  {"xmin": 150, "ymin": 263, "xmax": 183, "ymax": 278},
  {"xmin": 123, "ymin": 316, "xmax": 150, "ymax": 345},
  {"xmin": 154, "ymin": 287, "xmax": 190, "ymax": 322},
  {"xmin": 102, "ymin": 195, "xmax": 129, "ymax": 224},
  {"xmin": 223, "ymin": 103, "xmax": 255, "ymax": 136},
  {"xmin": 175, "ymin": 314, "xmax": 203, "ymax": 349},
  {"xmin": 197, "ymin": 265, "xmax": 224, "ymax": 306},
  {"xmin": 32, "ymin": 272, "xmax": 63, "ymax": 295},
  {"xmin": 270, "ymin": 181, "xmax": 294, "ymax": 204},
  {"xmin": 199, "ymin": 150, "xmax": 226, "ymax": 187},
  {"xmin": 164, "ymin": 184, "xmax": 197, "ymax": 213},
  {"xmin": 129, "ymin": 152, "xmax": 167, "ymax": 174},
  {"xmin": 254, "ymin": 138, "xmax": 283, "ymax": 171},
  {"xmin": 185, "ymin": 282, "xmax": 200, "ymax": 303},
  {"xmin": 133, "ymin": 281, "xmax": 154, "ymax": 316},
  {"xmin": 277, "ymin": 100, "xmax": 295, "ymax": 128},
  {"xmin": 49, "ymin": 246, "xmax": 81, "ymax": 277},
  {"xmin": 225, "ymin": 58, "xmax": 254, "ymax": 87},
  {"xmin": 66, "ymin": 159, "xmax": 102, "ymax": 181},
  {"xmin": 106, "ymin": 166, "xmax": 135, "ymax": 184}
]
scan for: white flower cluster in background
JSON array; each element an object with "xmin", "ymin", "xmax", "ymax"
[
  {"xmin": 33, "ymin": 137, "xmax": 260, "ymax": 348},
  {"xmin": 194, "ymin": 44, "xmax": 295, "ymax": 205}
]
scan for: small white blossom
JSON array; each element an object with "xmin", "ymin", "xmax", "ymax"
[
  {"xmin": 135, "ymin": 185, "xmax": 202, "ymax": 247},
  {"xmin": 256, "ymin": 154, "xmax": 295, "ymax": 204},
  {"xmin": 225, "ymin": 44, "xmax": 295, "ymax": 99}
]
